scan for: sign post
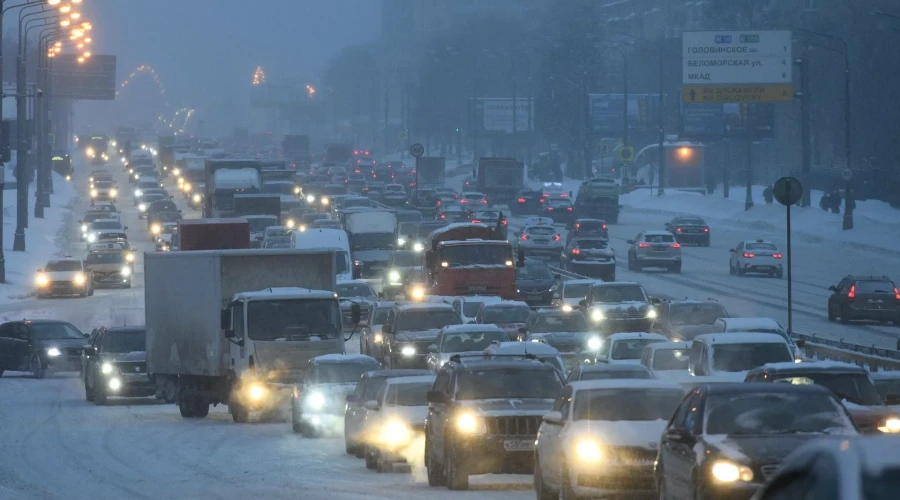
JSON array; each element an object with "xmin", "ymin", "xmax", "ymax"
[
  {"xmin": 410, "ymin": 143, "xmax": 424, "ymax": 207},
  {"xmin": 773, "ymin": 176, "xmax": 802, "ymax": 335}
]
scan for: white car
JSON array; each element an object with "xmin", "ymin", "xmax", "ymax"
[
  {"xmin": 594, "ymin": 332, "xmax": 668, "ymax": 365},
  {"xmin": 35, "ymin": 259, "xmax": 94, "ymax": 298},
  {"xmin": 640, "ymin": 341, "xmax": 693, "ymax": 382},
  {"xmin": 711, "ymin": 317, "xmax": 804, "ymax": 362},
  {"xmin": 729, "ymin": 239, "xmax": 784, "ymax": 278},
  {"xmin": 361, "ymin": 375, "xmax": 435, "ymax": 472},
  {"xmin": 552, "ymin": 279, "xmax": 601, "ymax": 311},
  {"xmin": 687, "ymin": 333, "xmax": 795, "ymax": 382},
  {"xmin": 84, "ymin": 219, "xmax": 127, "ymax": 244},
  {"xmin": 425, "ymin": 324, "xmax": 508, "ymax": 372},
  {"xmin": 534, "ymin": 379, "xmax": 685, "ymax": 500}
]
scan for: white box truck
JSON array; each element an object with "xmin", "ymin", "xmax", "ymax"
[{"xmin": 145, "ymin": 249, "xmax": 354, "ymax": 422}]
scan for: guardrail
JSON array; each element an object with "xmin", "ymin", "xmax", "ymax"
[{"xmin": 794, "ymin": 333, "xmax": 900, "ymax": 372}]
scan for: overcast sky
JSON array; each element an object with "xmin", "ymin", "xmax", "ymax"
[{"xmin": 74, "ymin": 0, "xmax": 380, "ymax": 136}]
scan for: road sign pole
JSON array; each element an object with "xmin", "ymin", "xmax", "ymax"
[
  {"xmin": 773, "ymin": 176, "xmax": 802, "ymax": 335},
  {"xmin": 842, "ymin": 51, "xmax": 854, "ymax": 231},
  {"xmin": 657, "ymin": 37, "xmax": 665, "ymax": 196},
  {"xmin": 786, "ymin": 195, "xmax": 792, "ymax": 335},
  {"xmin": 745, "ymin": 138, "xmax": 753, "ymax": 211}
]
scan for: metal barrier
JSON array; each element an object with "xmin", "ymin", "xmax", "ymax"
[{"xmin": 794, "ymin": 333, "xmax": 900, "ymax": 372}]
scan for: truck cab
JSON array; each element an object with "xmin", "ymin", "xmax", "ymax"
[{"xmin": 423, "ymin": 223, "xmax": 517, "ymax": 299}]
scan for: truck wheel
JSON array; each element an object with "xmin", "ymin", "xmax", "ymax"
[
  {"xmin": 178, "ymin": 397, "xmax": 196, "ymax": 418},
  {"xmin": 231, "ymin": 401, "xmax": 250, "ymax": 423},
  {"xmin": 194, "ymin": 400, "xmax": 210, "ymax": 418}
]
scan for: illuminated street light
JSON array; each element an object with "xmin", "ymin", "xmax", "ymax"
[
  {"xmin": 77, "ymin": 56, "xmax": 84, "ymax": 63},
  {"xmin": 60, "ymin": 5, "xmax": 71, "ymax": 13},
  {"xmin": 70, "ymin": 12, "xmax": 81, "ymax": 19},
  {"xmin": 48, "ymin": 0, "xmax": 61, "ymax": 6},
  {"xmin": 60, "ymin": 19, "xmax": 70, "ymax": 26}
]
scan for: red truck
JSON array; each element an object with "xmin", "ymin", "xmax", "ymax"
[
  {"xmin": 423, "ymin": 223, "xmax": 517, "ymax": 298},
  {"xmin": 177, "ymin": 219, "xmax": 250, "ymax": 251}
]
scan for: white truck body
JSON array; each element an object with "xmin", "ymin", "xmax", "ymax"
[{"xmin": 344, "ymin": 210, "xmax": 397, "ymax": 235}]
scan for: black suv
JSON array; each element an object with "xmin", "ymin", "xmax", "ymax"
[
  {"xmin": 655, "ymin": 299, "xmax": 728, "ymax": 341},
  {"xmin": 511, "ymin": 188, "xmax": 544, "ymax": 216},
  {"xmin": 424, "ymin": 357, "xmax": 563, "ymax": 490},
  {"xmin": 0, "ymin": 320, "xmax": 87, "ymax": 378},
  {"xmin": 827, "ymin": 275, "xmax": 900, "ymax": 325},
  {"xmin": 381, "ymin": 303, "xmax": 462, "ymax": 369},
  {"xmin": 82, "ymin": 326, "xmax": 153, "ymax": 405},
  {"xmin": 565, "ymin": 218, "xmax": 608, "ymax": 244},
  {"xmin": 664, "ymin": 216, "xmax": 710, "ymax": 246},
  {"xmin": 582, "ymin": 281, "xmax": 656, "ymax": 333}
]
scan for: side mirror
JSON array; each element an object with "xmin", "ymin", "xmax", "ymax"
[
  {"xmin": 542, "ymin": 411, "xmax": 564, "ymax": 425},
  {"xmin": 795, "ymin": 339, "xmax": 806, "ymax": 348},
  {"xmin": 692, "ymin": 362, "xmax": 707, "ymax": 377},
  {"xmin": 427, "ymin": 343, "xmax": 437, "ymax": 352},
  {"xmin": 123, "ymin": 226, "xmax": 129, "ymax": 231},
  {"xmin": 664, "ymin": 428, "xmax": 695, "ymax": 445},
  {"xmin": 649, "ymin": 297, "xmax": 662, "ymax": 305},
  {"xmin": 83, "ymin": 332, "xmax": 90, "ymax": 338},
  {"xmin": 364, "ymin": 400, "xmax": 379, "ymax": 411},
  {"xmin": 346, "ymin": 394, "xmax": 357, "ymax": 403},
  {"xmin": 554, "ymin": 273, "xmax": 561, "ymax": 281},
  {"xmin": 579, "ymin": 299, "xmax": 588, "ymax": 308},
  {"xmin": 426, "ymin": 390, "xmax": 447, "ymax": 404},
  {"xmin": 351, "ymin": 303, "xmax": 362, "ymax": 324},
  {"xmin": 220, "ymin": 309, "xmax": 232, "ymax": 330},
  {"xmin": 224, "ymin": 329, "xmax": 236, "ymax": 339},
  {"xmin": 37, "ymin": 268, "xmax": 43, "ymax": 273},
  {"xmin": 664, "ymin": 222, "xmax": 670, "ymax": 227},
  {"xmin": 828, "ymin": 285, "xmax": 837, "ymax": 292},
  {"xmin": 728, "ymin": 249, "xmax": 735, "ymax": 253},
  {"xmin": 352, "ymin": 266, "xmax": 362, "ymax": 280},
  {"xmin": 626, "ymin": 240, "xmax": 634, "ymax": 244}
]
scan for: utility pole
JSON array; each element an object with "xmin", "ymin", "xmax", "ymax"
[
  {"xmin": 657, "ymin": 36, "xmax": 666, "ymax": 195},
  {"xmin": 841, "ymin": 50, "xmax": 853, "ymax": 230},
  {"xmin": 794, "ymin": 58, "xmax": 811, "ymax": 207},
  {"xmin": 13, "ymin": 48, "xmax": 28, "ymax": 250}
]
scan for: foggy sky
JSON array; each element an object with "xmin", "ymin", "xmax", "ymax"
[{"xmin": 75, "ymin": 0, "xmax": 380, "ymax": 137}]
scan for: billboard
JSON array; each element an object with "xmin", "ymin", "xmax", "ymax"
[
  {"xmin": 589, "ymin": 94, "xmax": 659, "ymax": 136},
  {"xmin": 679, "ymin": 101, "xmax": 774, "ymax": 139},
  {"xmin": 49, "ymin": 54, "xmax": 116, "ymax": 100},
  {"xmin": 474, "ymin": 98, "xmax": 534, "ymax": 133}
]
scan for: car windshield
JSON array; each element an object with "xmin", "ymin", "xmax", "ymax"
[
  {"xmin": 394, "ymin": 212, "xmax": 422, "ymax": 223},
  {"xmin": 745, "ymin": 242, "xmax": 777, "ymax": 251},
  {"xmin": 390, "ymin": 251, "xmax": 418, "ymax": 267},
  {"xmin": 371, "ymin": 307, "xmax": 392, "ymax": 325},
  {"xmin": 102, "ymin": 331, "xmax": 145, "ymax": 353},
  {"xmin": 398, "ymin": 222, "xmax": 419, "ymax": 237},
  {"xmin": 351, "ymin": 233, "xmax": 394, "ymax": 251},
  {"xmin": 263, "ymin": 183, "xmax": 295, "ymax": 195},
  {"xmin": 336, "ymin": 283, "xmax": 376, "ymax": 298},
  {"xmin": 247, "ymin": 299, "xmax": 341, "ymax": 340},
  {"xmin": 864, "ymin": 470, "xmax": 900, "ymax": 500},
  {"xmin": 301, "ymin": 213, "xmax": 327, "ymax": 223},
  {"xmin": 322, "ymin": 185, "xmax": 347, "ymax": 195},
  {"xmin": 266, "ymin": 228, "xmax": 292, "ymax": 238},
  {"xmin": 771, "ymin": 373, "xmax": 884, "ymax": 406},
  {"xmin": 530, "ymin": 314, "xmax": 589, "ymax": 333},
  {"xmin": 385, "ymin": 185, "xmax": 403, "ymax": 192},
  {"xmin": 652, "ymin": 349, "xmax": 692, "ymax": 370},
  {"xmin": 527, "ymin": 226, "xmax": 556, "ymax": 236},
  {"xmin": 29, "ymin": 322, "xmax": 83, "ymax": 340},
  {"xmin": 86, "ymin": 253, "xmax": 124, "ymax": 264},
  {"xmin": 856, "ymin": 281, "xmax": 895, "ymax": 294},
  {"xmin": 482, "ymin": 307, "xmax": 530, "ymax": 324},
  {"xmin": 563, "ymin": 283, "xmax": 592, "ymax": 299},
  {"xmin": 441, "ymin": 330, "xmax": 508, "ymax": 351},
  {"xmin": 517, "ymin": 262, "xmax": 553, "ymax": 280},
  {"xmin": 246, "ymin": 217, "xmax": 277, "ymax": 233},
  {"xmin": 45, "ymin": 261, "xmax": 82, "ymax": 272},
  {"xmin": 578, "ymin": 368, "xmax": 653, "ymax": 381},
  {"xmin": 91, "ymin": 221, "xmax": 121, "ymax": 229},
  {"xmin": 397, "ymin": 310, "xmax": 461, "ymax": 331},
  {"xmin": 343, "ymin": 198, "xmax": 371, "ymax": 208},
  {"xmin": 95, "ymin": 181, "xmax": 114, "ymax": 188},
  {"xmin": 705, "ymin": 391, "xmax": 853, "ymax": 435},
  {"xmin": 309, "ymin": 363, "xmax": 379, "ymax": 385},
  {"xmin": 669, "ymin": 303, "xmax": 728, "ymax": 326},
  {"xmin": 643, "ymin": 234, "xmax": 675, "ymax": 243},
  {"xmin": 441, "ymin": 244, "xmax": 512, "ymax": 267},
  {"xmin": 384, "ymin": 382, "xmax": 433, "ymax": 406},
  {"xmin": 139, "ymin": 181, "xmax": 158, "ymax": 189},
  {"xmin": 142, "ymin": 194, "xmax": 165, "ymax": 204},
  {"xmin": 573, "ymin": 388, "xmax": 683, "ymax": 421},
  {"xmin": 712, "ymin": 343, "xmax": 793, "ymax": 372},
  {"xmin": 591, "ymin": 285, "xmax": 646, "ymax": 303},
  {"xmin": 575, "ymin": 239, "xmax": 608, "ymax": 249},
  {"xmin": 456, "ymin": 368, "xmax": 561, "ymax": 400},
  {"xmin": 611, "ymin": 339, "xmax": 667, "ymax": 360},
  {"xmin": 462, "ymin": 302, "xmax": 488, "ymax": 317}
]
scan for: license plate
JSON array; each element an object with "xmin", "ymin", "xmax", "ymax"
[
  {"xmin": 503, "ymin": 439, "xmax": 534, "ymax": 451},
  {"xmin": 534, "ymin": 239, "xmax": 549, "ymax": 244}
]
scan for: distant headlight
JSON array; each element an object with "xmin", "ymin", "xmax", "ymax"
[
  {"xmin": 413, "ymin": 242, "xmax": 424, "ymax": 252},
  {"xmin": 878, "ymin": 418, "xmax": 900, "ymax": 433},
  {"xmin": 46, "ymin": 347, "xmax": 61, "ymax": 357},
  {"xmin": 108, "ymin": 378, "xmax": 122, "ymax": 391},
  {"xmin": 306, "ymin": 194, "xmax": 315, "ymax": 203},
  {"xmin": 87, "ymin": 234, "xmax": 97, "ymax": 242},
  {"xmin": 381, "ymin": 420, "xmax": 412, "ymax": 445},
  {"xmin": 121, "ymin": 267, "xmax": 132, "ymax": 277},
  {"xmin": 298, "ymin": 224, "xmax": 307, "ymax": 232},
  {"xmin": 134, "ymin": 189, "xmax": 142, "ymax": 197},
  {"xmin": 109, "ymin": 189, "xmax": 118, "ymax": 198},
  {"xmin": 561, "ymin": 304, "xmax": 573, "ymax": 312},
  {"xmin": 286, "ymin": 219, "xmax": 295, "ymax": 228},
  {"xmin": 575, "ymin": 439, "xmax": 603, "ymax": 463},
  {"xmin": 307, "ymin": 392, "xmax": 326, "ymax": 409},
  {"xmin": 182, "ymin": 182, "xmax": 192, "ymax": 192},
  {"xmin": 248, "ymin": 383, "xmax": 266, "ymax": 401},
  {"xmin": 151, "ymin": 224, "xmax": 161, "ymax": 235},
  {"xmin": 35, "ymin": 273, "xmax": 49, "ymax": 286},
  {"xmin": 138, "ymin": 203, "xmax": 147, "ymax": 212},
  {"xmin": 321, "ymin": 197, "xmax": 330, "ymax": 206},
  {"xmin": 294, "ymin": 186, "xmax": 301, "ymax": 195},
  {"xmin": 90, "ymin": 189, "xmax": 98, "ymax": 198},
  {"xmin": 134, "ymin": 173, "xmax": 140, "ymax": 180},
  {"xmin": 410, "ymin": 285, "xmax": 425, "ymax": 301},
  {"xmin": 400, "ymin": 346, "xmax": 416, "ymax": 357},
  {"xmin": 172, "ymin": 168, "xmax": 181, "ymax": 176},
  {"xmin": 587, "ymin": 336, "xmax": 602, "ymax": 351},
  {"xmin": 192, "ymin": 194, "xmax": 201, "ymax": 204},
  {"xmin": 388, "ymin": 270, "xmax": 401, "ymax": 283},
  {"xmin": 101, "ymin": 362, "xmax": 114, "ymax": 374},
  {"xmin": 397, "ymin": 237, "xmax": 406, "ymax": 246},
  {"xmin": 646, "ymin": 309, "xmax": 657, "ymax": 319},
  {"xmin": 73, "ymin": 273, "xmax": 86, "ymax": 285},
  {"xmin": 125, "ymin": 253, "xmax": 135, "ymax": 263},
  {"xmin": 590, "ymin": 309, "xmax": 605, "ymax": 322},
  {"xmin": 373, "ymin": 333, "xmax": 383, "ymax": 343},
  {"xmin": 81, "ymin": 224, "xmax": 88, "ymax": 232}
]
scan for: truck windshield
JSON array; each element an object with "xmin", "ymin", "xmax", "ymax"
[
  {"xmin": 102, "ymin": 331, "xmax": 146, "ymax": 353},
  {"xmin": 456, "ymin": 368, "xmax": 561, "ymax": 400},
  {"xmin": 351, "ymin": 233, "xmax": 394, "ymax": 251},
  {"xmin": 440, "ymin": 244, "xmax": 511, "ymax": 267},
  {"xmin": 247, "ymin": 299, "xmax": 342, "ymax": 340}
]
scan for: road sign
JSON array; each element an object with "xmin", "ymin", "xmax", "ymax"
[
  {"xmin": 619, "ymin": 146, "xmax": 634, "ymax": 162},
  {"xmin": 682, "ymin": 85, "xmax": 792, "ymax": 104},
  {"xmin": 410, "ymin": 143, "xmax": 424, "ymax": 158},
  {"xmin": 49, "ymin": 54, "xmax": 117, "ymax": 100},
  {"xmin": 682, "ymin": 30, "xmax": 792, "ymax": 85},
  {"xmin": 841, "ymin": 168, "xmax": 852, "ymax": 181},
  {"xmin": 398, "ymin": 129, "xmax": 408, "ymax": 140},
  {"xmin": 773, "ymin": 176, "xmax": 802, "ymax": 206}
]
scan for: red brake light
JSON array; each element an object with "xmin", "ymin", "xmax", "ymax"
[
  {"xmin": 743, "ymin": 253, "xmax": 755, "ymax": 258},
  {"xmin": 670, "ymin": 243, "xmax": 681, "ymax": 248},
  {"xmin": 518, "ymin": 198, "xmax": 526, "ymax": 203},
  {"xmin": 676, "ymin": 227, "xmax": 682, "ymax": 232},
  {"xmin": 481, "ymin": 199, "xmax": 487, "ymax": 204},
  {"xmin": 471, "ymin": 219, "xmax": 481, "ymax": 224},
  {"xmin": 440, "ymin": 214, "xmax": 446, "ymax": 219},
  {"xmin": 501, "ymin": 220, "xmax": 507, "ymax": 225},
  {"xmin": 894, "ymin": 287, "xmax": 900, "ymax": 301},
  {"xmin": 539, "ymin": 198, "xmax": 545, "ymax": 203},
  {"xmin": 602, "ymin": 224, "xmax": 607, "ymax": 229},
  {"xmin": 575, "ymin": 223, "xmax": 580, "ymax": 229},
  {"xmin": 638, "ymin": 243, "xmax": 651, "ymax": 248},
  {"xmin": 567, "ymin": 207, "xmax": 573, "ymax": 211},
  {"xmin": 548, "ymin": 207, "xmax": 554, "ymax": 211},
  {"xmin": 355, "ymin": 169, "xmax": 360, "ymax": 174},
  {"xmin": 560, "ymin": 193, "xmax": 567, "ymax": 198},
  {"xmin": 571, "ymin": 248, "xmax": 581, "ymax": 255},
  {"xmin": 772, "ymin": 253, "xmax": 783, "ymax": 259},
  {"xmin": 553, "ymin": 234, "xmax": 561, "ymax": 241},
  {"xmin": 521, "ymin": 234, "xmax": 529, "ymax": 240},
  {"xmin": 848, "ymin": 285, "xmax": 856, "ymax": 300},
  {"xmin": 436, "ymin": 200, "xmax": 442, "ymax": 206},
  {"xmin": 704, "ymin": 227, "xmax": 710, "ymax": 233},
  {"xmin": 460, "ymin": 199, "xmax": 468, "ymax": 204}
]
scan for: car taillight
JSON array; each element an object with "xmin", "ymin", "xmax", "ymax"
[
  {"xmin": 517, "ymin": 198, "xmax": 525, "ymax": 203},
  {"xmin": 638, "ymin": 243, "xmax": 651, "ymax": 248},
  {"xmin": 355, "ymin": 169, "xmax": 360, "ymax": 174},
  {"xmin": 460, "ymin": 199, "xmax": 468, "ymax": 204},
  {"xmin": 560, "ymin": 193, "xmax": 567, "ymax": 197},
  {"xmin": 848, "ymin": 285, "xmax": 856, "ymax": 300},
  {"xmin": 436, "ymin": 200, "xmax": 442, "ymax": 206},
  {"xmin": 895, "ymin": 287, "xmax": 900, "ymax": 301},
  {"xmin": 439, "ymin": 214, "xmax": 446, "ymax": 219},
  {"xmin": 773, "ymin": 253, "xmax": 783, "ymax": 259},
  {"xmin": 539, "ymin": 198, "xmax": 545, "ymax": 203},
  {"xmin": 521, "ymin": 234, "xmax": 529, "ymax": 240},
  {"xmin": 575, "ymin": 223, "xmax": 580, "ymax": 229},
  {"xmin": 471, "ymin": 220, "xmax": 481, "ymax": 224},
  {"xmin": 501, "ymin": 220, "xmax": 507, "ymax": 225},
  {"xmin": 571, "ymin": 248, "xmax": 581, "ymax": 255},
  {"xmin": 481, "ymin": 199, "xmax": 487, "ymax": 204},
  {"xmin": 567, "ymin": 207, "xmax": 573, "ymax": 211},
  {"xmin": 704, "ymin": 227, "xmax": 710, "ymax": 233},
  {"xmin": 670, "ymin": 243, "xmax": 681, "ymax": 248},
  {"xmin": 743, "ymin": 253, "xmax": 754, "ymax": 258},
  {"xmin": 553, "ymin": 234, "xmax": 561, "ymax": 241},
  {"xmin": 548, "ymin": 207, "xmax": 554, "ymax": 211},
  {"xmin": 602, "ymin": 224, "xmax": 607, "ymax": 229},
  {"xmin": 676, "ymin": 227, "xmax": 682, "ymax": 232}
]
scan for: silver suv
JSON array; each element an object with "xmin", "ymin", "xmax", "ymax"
[{"xmin": 627, "ymin": 230, "xmax": 682, "ymax": 273}]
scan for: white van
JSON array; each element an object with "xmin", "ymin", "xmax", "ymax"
[{"xmin": 292, "ymin": 228, "xmax": 352, "ymax": 281}]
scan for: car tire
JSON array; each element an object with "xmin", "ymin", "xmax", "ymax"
[
  {"xmin": 0, "ymin": 369, "xmax": 4, "ymax": 378},
  {"xmin": 671, "ymin": 263, "xmax": 682, "ymax": 274},
  {"xmin": 376, "ymin": 451, "xmax": 393, "ymax": 473},
  {"xmin": 628, "ymin": 254, "xmax": 636, "ymax": 272},
  {"xmin": 425, "ymin": 436, "xmax": 446, "ymax": 486},
  {"xmin": 231, "ymin": 401, "xmax": 250, "ymax": 423},
  {"xmin": 93, "ymin": 382, "xmax": 107, "ymax": 406},
  {"xmin": 657, "ymin": 476, "xmax": 668, "ymax": 500},
  {"xmin": 88, "ymin": 286, "xmax": 94, "ymax": 296},
  {"xmin": 445, "ymin": 443, "xmax": 469, "ymax": 490},
  {"xmin": 534, "ymin": 454, "xmax": 557, "ymax": 500},
  {"xmin": 84, "ymin": 378, "xmax": 94, "ymax": 402},
  {"xmin": 840, "ymin": 305, "xmax": 851, "ymax": 324},
  {"xmin": 345, "ymin": 436, "xmax": 357, "ymax": 455},
  {"xmin": 365, "ymin": 445, "xmax": 378, "ymax": 470},
  {"xmin": 355, "ymin": 445, "xmax": 365, "ymax": 459},
  {"xmin": 736, "ymin": 266, "xmax": 745, "ymax": 277},
  {"xmin": 776, "ymin": 270, "xmax": 783, "ymax": 279},
  {"xmin": 827, "ymin": 304, "xmax": 836, "ymax": 322},
  {"xmin": 559, "ymin": 460, "xmax": 581, "ymax": 500},
  {"xmin": 30, "ymin": 355, "xmax": 47, "ymax": 379},
  {"xmin": 729, "ymin": 261, "xmax": 735, "ymax": 276}
]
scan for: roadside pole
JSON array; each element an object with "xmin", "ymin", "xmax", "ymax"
[
  {"xmin": 773, "ymin": 176, "xmax": 802, "ymax": 335},
  {"xmin": 410, "ymin": 143, "xmax": 424, "ymax": 208}
]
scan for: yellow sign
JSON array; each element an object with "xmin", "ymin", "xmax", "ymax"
[
  {"xmin": 683, "ymin": 85, "xmax": 793, "ymax": 104},
  {"xmin": 619, "ymin": 146, "xmax": 634, "ymax": 162},
  {"xmin": 52, "ymin": 156, "xmax": 64, "ymax": 161}
]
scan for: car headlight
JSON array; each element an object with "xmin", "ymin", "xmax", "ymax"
[
  {"xmin": 388, "ymin": 270, "xmax": 401, "ymax": 283},
  {"xmin": 878, "ymin": 418, "xmax": 900, "ymax": 433},
  {"xmin": 134, "ymin": 189, "xmax": 142, "ymax": 197},
  {"xmin": 455, "ymin": 412, "xmax": 485, "ymax": 434},
  {"xmin": 134, "ymin": 173, "xmax": 140, "ymax": 180},
  {"xmin": 381, "ymin": 420, "xmax": 412, "ymax": 445},
  {"xmin": 86, "ymin": 147, "xmax": 95, "ymax": 157},
  {"xmin": 109, "ymin": 189, "xmax": 118, "ymax": 198},
  {"xmin": 646, "ymin": 308, "xmax": 657, "ymax": 319},
  {"xmin": 321, "ymin": 197, "xmax": 330, "ymax": 206},
  {"xmin": 400, "ymin": 346, "xmax": 416, "ymax": 357},
  {"xmin": 587, "ymin": 336, "xmax": 602, "ymax": 351},
  {"xmin": 248, "ymin": 383, "xmax": 266, "ymax": 401},
  {"xmin": 590, "ymin": 309, "xmax": 605, "ymax": 322},
  {"xmin": 294, "ymin": 186, "xmax": 301, "ymax": 195},
  {"xmin": 121, "ymin": 266, "xmax": 132, "ymax": 277},
  {"xmin": 575, "ymin": 439, "xmax": 603, "ymax": 463},
  {"xmin": 306, "ymin": 391, "xmax": 326, "ymax": 409},
  {"xmin": 46, "ymin": 347, "xmax": 61, "ymax": 357},
  {"xmin": 397, "ymin": 238, "xmax": 406, "ymax": 246},
  {"xmin": 306, "ymin": 194, "xmax": 315, "ymax": 203},
  {"xmin": 173, "ymin": 168, "xmax": 181, "ymax": 176},
  {"xmin": 138, "ymin": 203, "xmax": 147, "ymax": 212},
  {"xmin": 298, "ymin": 224, "xmax": 307, "ymax": 232},
  {"xmin": 413, "ymin": 242, "xmax": 424, "ymax": 252},
  {"xmin": 35, "ymin": 273, "xmax": 49, "ymax": 286},
  {"xmin": 561, "ymin": 304, "xmax": 573, "ymax": 312},
  {"xmin": 101, "ymin": 362, "xmax": 114, "ymax": 374},
  {"xmin": 151, "ymin": 224, "xmax": 161, "ymax": 235},
  {"xmin": 87, "ymin": 234, "xmax": 97, "ymax": 242},
  {"xmin": 711, "ymin": 460, "xmax": 754, "ymax": 483},
  {"xmin": 373, "ymin": 333, "xmax": 383, "ymax": 343},
  {"xmin": 108, "ymin": 377, "xmax": 122, "ymax": 391},
  {"xmin": 192, "ymin": 194, "xmax": 201, "ymax": 203},
  {"xmin": 90, "ymin": 189, "xmax": 98, "ymax": 198},
  {"xmin": 81, "ymin": 224, "xmax": 88, "ymax": 232},
  {"xmin": 73, "ymin": 273, "xmax": 86, "ymax": 285},
  {"xmin": 410, "ymin": 286, "xmax": 425, "ymax": 301},
  {"xmin": 125, "ymin": 253, "xmax": 135, "ymax": 263}
]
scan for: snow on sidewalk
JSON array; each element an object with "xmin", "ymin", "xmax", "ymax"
[{"xmin": 0, "ymin": 172, "xmax": 77, "ymax": 301}]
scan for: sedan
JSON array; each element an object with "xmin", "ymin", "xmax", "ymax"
[
  {"xmin": 436, "ymin": 206, "xmax": 471, "ymax": 223},
  {"xmin": 560, "ymin": 237, "xmax": 615, "ymax": 280},
  {"xmin": 665, "ymin": 216, "xmax": 711, "ymax": 246},
  {"xmin": 517, "ymin": 225, "xmax": 564, "ymax": 260},
  {"xmin": 516, "ymin": 259, "xmax": 559, "ymax": 306},
  {"xmin": 541, "ymin": 198, "xmax": 576, "ymax": 225},
  {"xmin": 729, "ymin": 239, "xmax": 783, "ymax": 278},
  {"xmin": 627, "ymin": 230, "xmax": 682, "ymax": 273}
]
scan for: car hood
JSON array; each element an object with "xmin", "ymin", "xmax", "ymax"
[
  {"xmin": 590, "ymin": 301, "xmax": 650, "ymax": 313},
  {"xmin": 305, "ymin": 382, "xmax": 358, "ymax": 400},
  {"xmin": 529, "ymin": 331, "xmax": 589, "ymax": 346},
  {"xmin": 705, "ymin": 432, "xmax": 852, "ymax": 465},
  {"xmin": 100, "ymin": 351, "xmax": 147, "ymax": 363},
  {"xmin": 44, "ymin": 271, "xmax": 83, "ymax": 280},
  {"xmin": 381, "ymin": 405, "xmax": 429, "ymax": 425},
  {"xmin": 35, "ymin": 338, "xmax": 87, "ymax": 350},
  {"xmin": 395, "ymin": 329, "xmax": 441, "ymax": 342},
  {"xmin": 565, "ymin": 420, "xmax": 667, "ymax": 449},
  {"xmin": 354, "ymin": 250, "xmax": 391, "ymax": 262},
  {"xmin": 841, "ymin": 401, "xmax": 898, "ymax": 428},
  {"xmin": 672, "ymin": 324, "xmax": 715, "ymax": 340},
  {"xmin": 517, "ymin": 279, "xmax": 555, "ymax": 291},
  {"xmin": 86, "ymin": 262, "xmax": 126, "ymax": 271},
  {"xmin": 340, "ymin": 298, "xmax": 375, "ymax": 310},
  {"xmin": 459, "ymin": 398, "xmax": 555, "ymax": 417}
]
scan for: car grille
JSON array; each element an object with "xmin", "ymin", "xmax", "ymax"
[
  {"xmin": 115, "ymin": 361, "xmax": 146, "ymax": 373},
  {"xmin": 760, "ymin": 463, "xmax": 779, "ymax": 480},
  {"xmin": 609, "ymin": 446, "xmax": 657, "ymax": 464},
  {"xmin": 485, "ymin": 416, "xmax": 542, "ymax": 437},
  {"xmin": 604, "ymin": 309, "xmax": 646, "ymax": 320}
]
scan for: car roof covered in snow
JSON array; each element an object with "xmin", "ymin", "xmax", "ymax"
[
  {"xmin": 644, "ymin": 341, "xmax": 693, "ymax": 352},
  {"xmin": 482, "ymin": 300, "xmax": 530, "ymax": 309},
  {"xmin": 568, "ymin": 378, "xmax": 683, "ymax": 393},
  {"xmin": 592, "ymin": 281, "xmax": 643, "ymax": 288},
  {"xmin": 750, "ymin": 361, "xmax": 868, "ymax": 374},
  {"xmin": 311, "ymin": 354, "xmax": 380, "ymax": 365},
  {"xmin": 441, "ymin": 324, "xmax": 504, "ymax": 334},
  {"xmin": 643, "ymin": 230, "xmax": 675, "ymax": 237},
  {"xmin": 383, "ymin": 375, "xmax": 436, "ymax": 387},
  {"xmin": 869, "ymin": 371, "xmax": 900, "ymax": 380},
  {"xmin": 234, "ymin": 287, "xmax": 337, "ymax": 301},
  {"xmin": 395, "ymin": 302, "xmax": 454, "ymax": 312},
  {"xmin": 454, "ymin": 295, "xmax": 503, "ymax": 305},
  {"xmin": 694, "ymin": 333, "xmax": 789, "ymax": 345},
  {"xmin": 361, "ymin": 369, "xmax": 432, "ymax": 380},
  {"xmin": 607, "ymin": 332, "xmax": 668, "ymax": 342},
  {"xmin": 484, "ymin": 341, "xmax": 560, "ymax": 356},
  {"xmin": 717, "ymin": 317, "xmax": 783, "ymax": 331},
  {"xmin": 579, "ymin": 364, "xmax": 653, "ymax": 374}
]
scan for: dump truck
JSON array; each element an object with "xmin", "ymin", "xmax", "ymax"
[
  {"xmin": 477, "ymin": 157, "xmax": 524, "ymax": 206},
  {"xmin": 145, "ymin": 249, "xmax": 345, "ymax": 422},
  {"xmin": 574, "ymin": 177, "xmax": 621, "ymax": 224},
  {"xmin": 423, "ymin": 222, "xmax": 517, "ymax": 299}
]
